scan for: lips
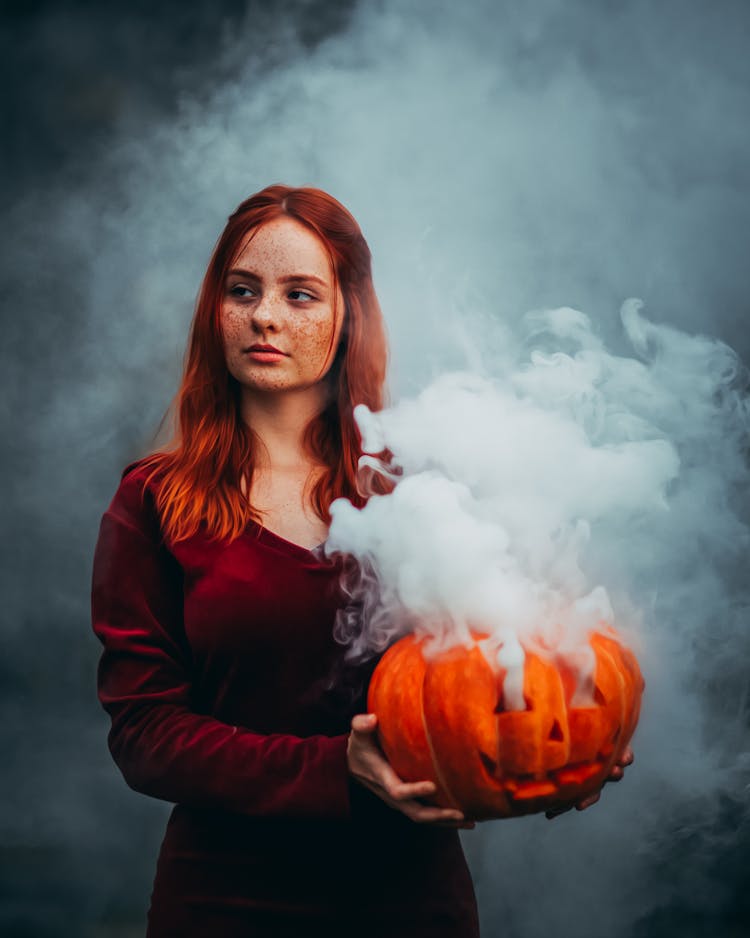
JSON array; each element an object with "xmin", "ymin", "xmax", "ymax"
[{"xmin": 245, "ymin": 343, "xmax": 287, "ymax": 354}]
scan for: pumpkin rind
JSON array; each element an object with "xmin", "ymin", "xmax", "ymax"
[{"xmin": 366, "ymin": 635, "xmax": 457, "ymax": 806}]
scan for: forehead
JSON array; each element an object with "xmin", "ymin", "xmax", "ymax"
[{"xmin": 231, "ymin": 217, "xmax": 332, "ymax": 279}]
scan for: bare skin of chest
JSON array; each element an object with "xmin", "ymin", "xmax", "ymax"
[{"xmin": 241, "ymin": 467, "xmax": 329, "ymax": 550}]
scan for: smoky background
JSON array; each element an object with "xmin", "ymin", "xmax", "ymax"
[{"xmin": 1, "ymin": 1, "xmax": 748, "ymax": 936}]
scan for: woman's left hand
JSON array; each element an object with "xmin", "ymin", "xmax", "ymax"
[{"xmin": 545, "ymin": 745, "xmax": 634, "ymax": 820}]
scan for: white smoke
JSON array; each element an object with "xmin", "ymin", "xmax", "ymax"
[
  {"xmin": 326, "ymin": 295, "xmax": 748, "ymax": 704},
  {"xmin": 328, "ymin": 300, "xmax": 750, "ymax": 936},
  {"xmin": 325, "ymin": 295, "xmax": 750, "ymax": 934}
]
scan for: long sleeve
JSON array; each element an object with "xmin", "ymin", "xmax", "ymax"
[{"xmin": 91, "ymin": 465, "xmax": 353, "ymax": 819}]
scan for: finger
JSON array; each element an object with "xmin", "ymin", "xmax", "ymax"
[
  {"xmin": 431, "ymin": 820, "xmax": 476, "ymax": 830},
  {"xmin": 545, "ymin": 805, "xmax": 573, "ymax": 820},
  {"xmin": 375, "ymin": 760, "xmax": 437, "ymax": 802},
  {"xmin": 387, "ymin": 779, "xmax": 439, "ymax": 800},
  {"xmin": 349, "ymin": 716, "xmax": 442, "ymax": 805},
  {"xmin": 403, "ymin": 803, "xmax": 466, "ymax": 824},
  {"xmin": 353, "ymin": 773, "xmax": 444, "ymax": 817},
  {"xmin": 382, "ymin": 790, "xmax": 464, "ymax": 823},
  {"xmin": 358, "ymin": 775, "xmax": 469, "ymax": 825},
  {"xmin": 385, "ymin": 777, "xmax": 439, "ymax": 803},
  {"xmin": 350, "ymin": 713, "xmax": 378, "ymax": 734},
  {"xmin": 349, "ymin": 737, "xmax": 439, "ymax": 802},
  {"xmin": 606, "ymin": 765, "xmax": 625, "ymax": 782},
  {"xmin": 575, "ymin": 791, "xmax": 601, "ymax": 811},
  {"xmin": 358, "ymin": 777, "xmax": 461, "ymax": 821},
  {"xmin": 617, "ymin": 746, "xmax": 634, "ymax": 767}
]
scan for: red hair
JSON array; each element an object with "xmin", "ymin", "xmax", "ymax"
[{"xmin": 137, "ymin": 183, "xmax": 389, "ymax": 543}]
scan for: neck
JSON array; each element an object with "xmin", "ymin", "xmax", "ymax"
[{"xmin": 240, "ymin": 385, "xmax": 330, "ymax": 469}]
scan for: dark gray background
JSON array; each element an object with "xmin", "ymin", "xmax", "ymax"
[{"xmin": 1, "ymin": 1, "xmax": 748, "ymax": 936}]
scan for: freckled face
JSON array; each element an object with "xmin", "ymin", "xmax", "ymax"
[{"xmin": 220, "ymin": 217, "xmax": 345, "ymax": 396}]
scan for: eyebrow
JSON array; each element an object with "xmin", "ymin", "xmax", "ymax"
[{"xmin": 226, "ymin": 268, "xmax": 328, "ymax": 287}]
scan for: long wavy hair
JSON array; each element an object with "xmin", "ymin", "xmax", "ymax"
[{"xmin": 137, "ymin": 183, "xmax": 389, "ymax": 544}]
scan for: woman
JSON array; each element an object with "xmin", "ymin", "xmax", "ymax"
[
  {"xmin": 91, "ymin": 183, "xmax": 631, "ymax": 937},
  {"xmin": 91, "ymin": 184, "xmax": 481, "ymax": 938}
]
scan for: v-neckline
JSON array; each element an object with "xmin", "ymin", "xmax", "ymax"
[{"xmin": 246, "ymin": 519, "xmax": 327, "ymax": 560}]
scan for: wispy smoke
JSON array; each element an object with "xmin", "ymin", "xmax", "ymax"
[
  {"xmin": 3, "ymin": 0, "xmax": 749, "ymax": 935},
  {"xmin": 326, "ymin": 295, "xmax": 750, "ymax": 934}
]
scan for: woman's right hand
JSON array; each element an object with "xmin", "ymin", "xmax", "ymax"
[{"xmin": 347, "ymin": 713, "xmax": 475, "ymax": 829}]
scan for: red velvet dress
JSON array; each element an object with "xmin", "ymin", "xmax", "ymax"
[{"xmin": 91, "ymin": 460, "xmax": 480, "ymax": 938}]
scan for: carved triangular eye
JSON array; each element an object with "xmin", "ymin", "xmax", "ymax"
[
  {"xmin": 594, "ymin": 686, "xmax": 607, "ymax": 706},
  {"xmin": 548, "ymin": 719, "xmax": 564, "ymax": 742},
  {"xmin": 480, "ymin": 751, "xmax": 498, "ymax": 776}
]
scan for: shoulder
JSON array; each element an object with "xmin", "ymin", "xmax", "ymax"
[
  {"xmin": 119, "ymin": 455, "xmax": 166, "ymax": 490},
  {"xmin": 105, "ymin": 454, "xmax": 170, "ymax": 537}
]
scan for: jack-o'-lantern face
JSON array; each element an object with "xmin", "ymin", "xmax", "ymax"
[{"xmin": 367, "ymin": 629, "xmax": 643, "ymax": 820}]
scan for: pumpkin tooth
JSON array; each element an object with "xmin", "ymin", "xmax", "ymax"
[
  {"xmin": 507, "ymin": 780, "xmax": 558, "ymax": 800},
  {"xmin": 554, "ymin": 761, "xmax": 604, "ymax": 786}
]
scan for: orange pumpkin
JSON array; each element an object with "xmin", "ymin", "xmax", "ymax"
[{"xmin": 367, "ymin": 628, "xmax": 644, "ymax": 820}]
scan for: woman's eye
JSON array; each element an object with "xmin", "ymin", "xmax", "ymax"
[
  {"xmin": 229, "ymin": 284, "xmax": 255, "ymax": 298},
  {"xmin": 289, "ymin": 289, "xmax": 315, "ymax": 302}
]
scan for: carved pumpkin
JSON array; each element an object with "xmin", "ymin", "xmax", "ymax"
[{"xmin": 367, "ymin": 628, "xmax": 644, "ymax": 820}]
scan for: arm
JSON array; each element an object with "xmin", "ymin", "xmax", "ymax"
[{"xmin": 91, "ymin": 465, "xmax": 352, "ymax": 819}]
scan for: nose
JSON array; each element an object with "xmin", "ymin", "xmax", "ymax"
[{"xmin": 250, "ymin": 292, "xmax": 282, "ymax": 333}]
